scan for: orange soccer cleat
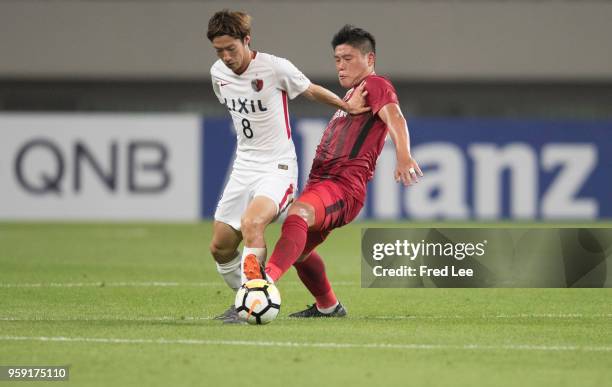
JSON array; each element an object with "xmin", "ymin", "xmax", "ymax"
[{"xmin": 243, "ymin": 253, "xmax": 266, "ymax": 281}]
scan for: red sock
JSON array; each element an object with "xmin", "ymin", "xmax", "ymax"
[
  {"xmin": 265, "ymin": 215, "xmax": 308, "ymax": 282},
  {"xmin": 293, "ymin": 251, "xmax": 337, "ymax": 309}
]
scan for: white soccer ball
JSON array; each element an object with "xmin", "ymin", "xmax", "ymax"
[{"xmin": 234, "ymin": 279, "xmax": 281, "ymax": 325}]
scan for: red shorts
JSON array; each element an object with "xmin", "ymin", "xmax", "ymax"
[{"xmin": 297, "ymin": 179, "xmax": 364, "ymax": 256}]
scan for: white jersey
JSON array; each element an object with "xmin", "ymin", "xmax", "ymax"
[{"xmin": 210, "ymin": 52, "xmax": 311, "ymax": 170}]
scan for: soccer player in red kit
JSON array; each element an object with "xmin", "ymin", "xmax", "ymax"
[{"xmin": 244, "ymin": 25, "xmax": 423, "ymax": 317}]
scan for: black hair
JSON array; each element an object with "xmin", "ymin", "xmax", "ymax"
[{"xmin": 331, "ymin": 24, "xmax": 376, "ymax": 54}]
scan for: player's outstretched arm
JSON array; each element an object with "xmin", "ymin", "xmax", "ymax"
[
  {"xmin": 300, "ymin": 83, "xmax": 370, "ymax": 115},
  {"xmin": 378, "ymin": 103, "xmax": 423, "ymax": 186}
]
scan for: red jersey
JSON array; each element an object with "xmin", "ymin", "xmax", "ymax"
[{"xmin": 307, "ymin": 74, "xmax": 399, "ymax": 200}]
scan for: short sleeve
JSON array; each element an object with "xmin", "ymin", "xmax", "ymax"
[
  {"xmin": 364, "ymin": 76, "xmax": 399, "ymax": 115},
  {"xmin": 211, "ymin": 79, "xmax": 224, "ymax": 104},
  {"xmin": 270, "ymin": 56, "xmax": 311, "ymax": 100},
  {"xmin": 210, "ymin": 67, "xmax": 225, "ymax": 104}
]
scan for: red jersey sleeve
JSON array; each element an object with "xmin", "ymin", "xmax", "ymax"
[{"xmin": 364, "ymin": 76, "xmax": 399, "ymax": 115}]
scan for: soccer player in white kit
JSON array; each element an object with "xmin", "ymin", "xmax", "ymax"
[{"xmin": 206, "ymin": 10, "xmax": 369, "ymax": 322}]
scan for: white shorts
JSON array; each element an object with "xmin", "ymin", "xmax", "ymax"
[{"xmin": 214, "ymin": 164, "xmax": 297, "ymax": 231}]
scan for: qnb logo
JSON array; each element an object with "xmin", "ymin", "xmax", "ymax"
[{"xmin": 13, "ymin": 138, "xmax": 171, "ymax": 195}]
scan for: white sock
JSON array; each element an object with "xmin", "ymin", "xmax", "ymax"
[
  {"xmin": 215, "ymin": 252, "xmax": 241, "ymax": 291},
  {"xmin": 240, "ymin": 247, "xmax": 267, "ymax": 284},
  {"xmin": 316, "ymin": 301, "xmax": 339, "ymax": 314}
]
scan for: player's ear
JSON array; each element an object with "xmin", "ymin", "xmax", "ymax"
[
  {"xmin": 243, "ymin": 35, "xmax": 251, "ymax": 47},
  {"xmin": 367, "ymin": 52, "xmax": 376, "ymax": 67}
]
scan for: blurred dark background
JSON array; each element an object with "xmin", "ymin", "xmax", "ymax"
[{"xmin": 1, "ymin": 0, "xmax": 611, "ymax": 119}]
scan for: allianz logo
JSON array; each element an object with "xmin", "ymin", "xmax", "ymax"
[
  {"xmin": 401, "ymin": 142, "xmax": 597, "ymax": 219},
  {"xmin": 296, "ymin": 120, "xmax": 598, "ymax": 219}
]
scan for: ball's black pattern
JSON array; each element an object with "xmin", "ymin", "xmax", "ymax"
[{"xmin": 236, "ymin": 282, "xmax": 281, "ymax": 324}]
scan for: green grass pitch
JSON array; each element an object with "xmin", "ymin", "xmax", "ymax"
[{"xmin": 1, "ymin": 222, "xmax": 610, "ymax": 387}]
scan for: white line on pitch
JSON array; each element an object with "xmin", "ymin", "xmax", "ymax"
[
  {"xmin": 0, "ymin": 282, "xmax": 186, "ymax": 288},
  {"xmin": 0, "ymin": 281, "xmax": 357, "ymax": 288},
  {"xmin": 366, "ymin": 314, "xmax": 612, "ymax": 319},
  {"xmin": 0, "ymin": 316, "xmax": 215, "ymax": 322},
  {"xmin": 0, "ymin": 336, "xmax": 610, "ymax": 352},
  {"xmin": 1, "ymin": 314, "xmax": 610, "ymax": 322}
]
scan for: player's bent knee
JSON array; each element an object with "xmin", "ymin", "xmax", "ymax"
[
  {"xmin": 287, "ymin": 202, "xmax": 308, "ymax": 218},
  {"xmin": 209, "ymin": 242, "xmax": 236, "ymax": 264},
  {"xmin": 287, "ymin": 202, "xmax": 314, "ymax": 225}
]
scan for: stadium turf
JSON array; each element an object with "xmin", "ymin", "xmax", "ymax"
[{"xmin": 1, "ymin": 222, "xmax": 610, "ymax": 387}]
